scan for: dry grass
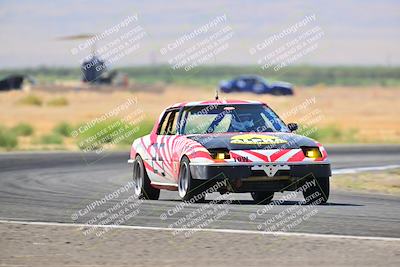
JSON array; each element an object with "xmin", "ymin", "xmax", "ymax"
[
  {"xmin": 0, "ymin": 85, "xmax": 399, "ymax": 150},
  {"xmin": 332, "ymin": 168, "xmax": 400, "ymax": 196}
]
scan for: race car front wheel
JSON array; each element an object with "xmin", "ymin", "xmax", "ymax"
[
  {"xmin": 251, "ymin": 192, "xmax": 274, "ymax": 204},
  {"xmin": 178, "ymin": 157, "xmax": 205, "ymax": 203},
  {"xmin": 302, "ymin": 177, "xmax": 329, "ymax": 204},
  {"xmin": 133, "ymin": 155, "xmax": 160, "ymax": 200}
]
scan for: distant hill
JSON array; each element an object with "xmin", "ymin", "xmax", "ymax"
[{"xmin": 1, "ymin": 65, "xmax": 399, "ymax": 87}]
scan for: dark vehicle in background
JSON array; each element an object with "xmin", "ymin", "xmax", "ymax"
[
  {"xmin": 0, "ymin": 75, "xmax": 35, "ymax": 91},
  {"xmin": 220, "ymin": 75, "xmax": 294, "ymax": 95},
  {"xmin": 81, "ymin": 55, "xmax": 120, "ymax": 85}
]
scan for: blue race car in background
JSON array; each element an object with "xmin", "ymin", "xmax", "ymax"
[{"xmin": 220, "ymin": 75, "xmax": 294, "ymax": 95}]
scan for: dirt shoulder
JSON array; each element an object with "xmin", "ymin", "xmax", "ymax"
[
  {"xmin": 0, "ymin": 86, "xmax": 399, "ymax": 151},
  {"xmin": 332, "ymin": 168, "xmax": 400, "ymax": 196}
]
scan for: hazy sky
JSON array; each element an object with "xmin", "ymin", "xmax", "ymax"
[{"xmin": 0, "ymin": 0, "xmax": 399, "ymax": 68}]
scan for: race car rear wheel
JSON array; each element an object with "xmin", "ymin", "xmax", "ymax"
[
  {"xmin": 251, "ymin": 191, "xmax": 274, "ymax": 204},
  {"xmin": 133, "ymin": 155, "xmax": 160, "ymax": 200},
  {"xmin": 178, "ymin": 157, "xmax": 205, "ymax": 203},
  {"xmin": 302, "ymin": 177, "xmax": 329, "ymax": 204}
]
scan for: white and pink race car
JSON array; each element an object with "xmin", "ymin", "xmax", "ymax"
[{"xmin": 129, "ymin": 100, "xmax": 331, "ymax": 204}]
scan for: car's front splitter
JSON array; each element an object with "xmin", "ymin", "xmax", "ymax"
[{"xmin": 189, "ymin": 162, "xmax": 331, "ymax": 193}]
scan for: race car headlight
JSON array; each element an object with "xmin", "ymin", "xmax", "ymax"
[
  {"xmin": 209, "ymin": 149, "xmax": 230, "ymax": 160},
  {"xmin": 216, "ymin": 153, "xmax": 226, "ymax": 160},
  {"xmin": 301, "ymin": 147, "xmax": 322, "ymax": 159}
]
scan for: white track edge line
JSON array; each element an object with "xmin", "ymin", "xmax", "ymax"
[
  {"xmin": 0, "ymin": 219, "xmax": 399, "ymax": 242},
  {"xmin": 332, "ymin": 164, "xmax": 400, "ymax": 174}
]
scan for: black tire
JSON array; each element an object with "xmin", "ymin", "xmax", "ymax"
[
  {"xmin": 178, "ymin": 157, "xmax": 205, "ymax": 203},
  {"xmin": 270, "ymin": 89, "xmax": 282, "ymax": 96},
  {"xmin": 302, "ymin": 177, "xmax": 329, "ymax": 204},
  {"xmin": 133, "ymin": 155, "xmax": 160, "ymax": 200},
  {"xmin": 251, "ymin": 191, "xmax": 274, "ymax": 205}
]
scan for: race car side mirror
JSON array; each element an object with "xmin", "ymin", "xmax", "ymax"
[{"xmin": 288, "ymin": 123, "xmax": 298, "ymax": 132}]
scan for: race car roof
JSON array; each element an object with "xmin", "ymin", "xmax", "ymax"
[{"xmin": 168, "ymin": 100, "xmax": 263, "ymax": 109}]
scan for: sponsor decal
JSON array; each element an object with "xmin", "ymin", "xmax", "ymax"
[
  {"xmin": 230, "ymin": 134, "xmax": 287, "ymax": 145},
  {"xmin": 233, "ymin": 155, "xmax": 250, "ymax": 162}
]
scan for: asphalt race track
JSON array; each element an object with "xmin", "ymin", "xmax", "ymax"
[{"xmin": 0, "ymin": 144, "xmax": 400, "ymax": 239}]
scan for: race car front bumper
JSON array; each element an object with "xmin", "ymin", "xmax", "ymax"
[{"xmin": 189, "ymin": 162, "xmax": 331, "ymax": 192}]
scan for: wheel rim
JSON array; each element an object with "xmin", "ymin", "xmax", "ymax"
[
  {"xmin": 178, "ymin": 162, "xmax": 189, "ymax": 198},
  {"xmin": 133, "ymin": 160, "xmax": 143, "ymax": 196}
]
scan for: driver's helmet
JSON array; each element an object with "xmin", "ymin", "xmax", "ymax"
[{"xmin": 231, "ymin": 113, "xmax": 254, "ymax": 131}]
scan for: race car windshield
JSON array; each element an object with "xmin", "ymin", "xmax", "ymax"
[{"xmin": 180, "ymin": 104, "xmax": 290, "ymax": 134}]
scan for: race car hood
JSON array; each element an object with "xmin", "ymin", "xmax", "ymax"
[{"xmin": 186, "ymin": 132, "xmax": 317, "ymax": 150}]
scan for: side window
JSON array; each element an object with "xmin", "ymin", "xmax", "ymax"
[
  {"xmin": 178, "ymin": 109, "xmax": 189, "ymax": 134},
  {"xmin": 237, "ymin": 79, "xmax": 246, "ymax": 88},
  {"xmin": 158, "ymin": 111, "xmax": 172, "ymax": 135},
  {"xmin": 165, "ymin": 110, "xmax": 178, "ymax": 135},
  {"xmin": 248, "ymin": 78, "xmax": 256, "ymax": 85},
  {"xmin": 158, "ymin": 110, "xmax": 179, "ymax": 135}
]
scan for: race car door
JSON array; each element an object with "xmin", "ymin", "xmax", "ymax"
[{"xmin": 152, "ymin": 108, "xmax": 179, "ymax": 184}]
